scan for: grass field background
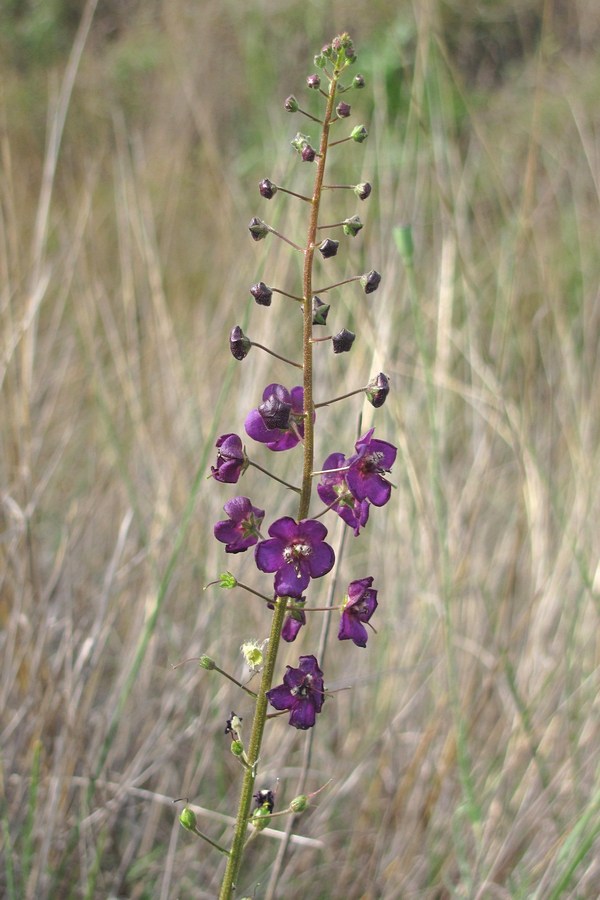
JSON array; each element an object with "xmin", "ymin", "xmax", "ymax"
[{"xmin": 2, "ymin": 1, "xmax": 600, "ymax": 897}]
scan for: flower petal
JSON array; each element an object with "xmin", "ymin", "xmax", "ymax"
[{"xmin": 255, "ymin": 538, "xmax": 285, "ymax": 573}]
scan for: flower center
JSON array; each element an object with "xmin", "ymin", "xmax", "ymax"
[
  {"xmin": 291, "ymin": 673, "xmax": 313, "ymax": 699},
  {"xmin": 283, "ymin": 542, "xmax": 312, "ymax": 578},
  {"xmin": 362, "ymin": 450, "xmax": 385, "ymax": 473}
]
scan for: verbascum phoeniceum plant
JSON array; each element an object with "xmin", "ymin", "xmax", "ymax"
[{"xmin": 179, "ymin": 34, "xmax": 396, "ymax": 898}]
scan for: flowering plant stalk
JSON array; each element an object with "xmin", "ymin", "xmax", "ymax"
[{"xmin": 182, "ymin": 34, "xmax": 396, "ymax": 897}]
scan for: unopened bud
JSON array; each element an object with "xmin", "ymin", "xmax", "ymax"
[
  {"xmin": 230, "ymin": 740, "xmax": 244, "ymax": 758},
  {"xmin": 291, "ymin": 132, "xmax": 311, "ymax": 152},
  {"xmin": 307, "ymin": 73, "xmax": 321, "ymax": 89},
  {"xmin": 250, "ymin": 282, "xmax": 273, "ymax": 306},
  {"xmin": 312, "ymin": 296, "xmax": 330, "ymax": 325},
  {"xmin": 259, "ymin": 394, "xmax": 291, "ymax": 431},
  {"xmin": 354, "ymin": 182, "xmax": 372, "ymax": 201},
  {"xmin": 361, "ymin": 269, "xmax": 381, "ymax": 294},
  {"xmin": 259, "ymin": 178, "xmax": 277, "ymax": 199},
  {"xmin": 199, "ymin": 655, "xmax": 216, "ymax": 670},
  {"xmin": 342, "ymin": 215, "xmax": 363, "ymax": 237},
  {"xmin": 336, "ymin": 101, "xmax": 351, "ymax": 118},
  {"xmin": 284, "ymin": 95, "xmax": 299, "ymax": 112},
  {"xmin": 318, "ymin": 239, "xmax": 339, "ymax": 259},
  {"xmin": 289, "ymin": 794, "xmax": 309, "ymax": 813},
  {"xmin": 301, "ymin": 144, "xmax": 316, "ymax": 162},
  {"xmin": 353, "ymin": 74, "xmax": 365, "ymax": 89},
  {"xmin": 219, "ymin": 572, "xmax": 238, "ymax": 588},
  {"xmin": 251, "ymin": 806, "xmax": 271, "ymax": 831},
  {"xmin": 229, "ymin": 325, "xmax": 251, "ymax": 361},
  {"xmin": 366, "ymin": 372, "xmax": 390, "ymax": 408},
  {"xmin": 248, "ymin": 217, "xmax": 269, "ymax": 241},
  {"xmin": 314, "ymin": 52, "xmax": 328, "ymax": 68},
  {"xmin": 332, "ymin": 328, "xmax": 356, "ymax": 353},
  {"xmin": 350, "ymin": 124, "xmax": 368, "ymax": 144},
  {"xmin": 179, "ymin": 807, "xmax": 197, "ymax": 831}
]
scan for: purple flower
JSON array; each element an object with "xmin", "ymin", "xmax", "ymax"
[
  {"xmin": 317, "ymin": 452, "xmax": 370, "ymax": 536},
  {"xmin": 266, "ymin": 655, "xmax": 325, "ymax": 729},
  {"xmin": 255, "ymin": 517, "xmax": 334, "ymax": 597},
  {"xmin": 245, "ymin": 384, "xmax": 308, "ymax": 451},
  {"xmin": 211, "ymin": 433, "xmax": 247, "ymax": 483},
  {"xmin": 281, "ymin": 597, "xmax": 307, "ymax": 642},
  {"xmin": 214, "ymin": 497, "xmax": 264, "ymax": 554},
  {"xmin": 346, "ymin": 428, "xmax": 396, "ymax": 507},
  {"xmin": 338, "ymin": 577, "xmax": 378, "ymax": 647}
]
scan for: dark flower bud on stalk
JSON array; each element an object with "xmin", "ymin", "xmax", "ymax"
[
  {"xmin": 353, "ymin": 74, "xmax": 366, "ymax": 89},
  {"xmin": 259, "ymin": 394, "xmax": 292, "ymax": 431},
  {"xmin": 259, "ymin": 178, "xmax": 277, "ymax": 199},
  {"xmin": 366, "ymin": 372, "xmax": 390, "ymax": 408},
  {"xmin": 312, "ymin": 296, "xmax": 330, "ymax": 325},
  {"xmin": 248, "ymin": 217, "xmax": 269, "ymax": 241},
  {"xmin": 361, "ymin": 269, "xmax": 382, "ymax": 294},
  {"xmin": 318, "ymin": 239, "xmax": 339, "ymax": 259},
  {"xmin": 306, "ymin": 73, "xmax": 321, "ymax": 89},
  {"xmin": 179, "ymin": 808, "xmax": 197, "ymax": 831},
  {"xmin": 284, "ymin": 95, "xmax": 299, "ymax": 112},
  {"xmin": 251, "ymin": 807, "xmax": 271, "ymax": 830},
  {"xmin": 199, "ymin": 655, "xmax": 216, "ymax": 670},
  {"xmin": 250, "ymin": 282, "xmax": 273, "ymax": 306},
  {"xmin": 351, "ymin": 124, "xmax": 368, "ymax": 143},
  {"xmin": 301, "ymin": 144, "xmax": 316, "ymax": 162},
  {"xmin": 332, "ymin": 328, "xmax": 356, "ymax": 353},
  {"xmin": 229, "ymin": 325, "xmax": 252, "ymax": 360},
  {"xmin": 336, "ymin": 101, "xmax": 351, "ymax": 118},
  {"xmin": 343, "ymin": 215, "xmax": 363, "ymax": 237},
  {"xmin": 354, "ymin": 181, "xmax": 372, "ymax": 200}
]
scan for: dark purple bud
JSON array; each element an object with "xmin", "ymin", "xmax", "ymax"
[
  {"xmin": 301, "ymin": 144, "xmax": 316, "ymax": 162},
  {"xmin": 353, "ymin": 74, "xmax": 365, "ymax": 89},
  {"xmin": 250, "ymin": 282, "xmax": 273, "ymax": 306},
  {"xmin": 336, "ymin": 101, "xmax": 351, "ymax": 118},
  {"xmin": 350, "ymin": 124, "xmax": 368, "ymax": 143},
  {"xmin": 332, "ymin": 328, "xmax": 356, "ymax": 353},
  {"xmin": 361, "ymin": 269, "xmax": 381, "ymax": 294},
  {"xmin": 230, "ymin": 325, "xmax": 252, "ymax": 361},
  {"xmin": 366, "ymin": 372, "xmax": 390, "ymax": 408},
  {"xmin": 259, "ymin": 394, "xmax": 292, "ymax": 431},
  {"xmin": 318, "ymin": 239, "xmax": 339, "ymax": 259},
  {"xmin": 312, "ymin": 296, "xmax": 330, "ymax": 326},
  {"xmin": 342, "ymin": 215, "xmax": 363, "ymax": 237},
  {"xmin": 354, "ymin": 181, "xmax": 372, "ymax": 200},
  {"xmin": 307, "ymin": 73, "xmax": 321, "ymax": 89},
  {"xmin": 285, "ymin": 95, "xmax": 299, "ymax": 112},
  {"xmin": 248, "ymin": 217, "xmax": 269, "ymax": 241},
  {"xmin": 259, "ymin": 178, "xmax": 277, "ymax": 199}
]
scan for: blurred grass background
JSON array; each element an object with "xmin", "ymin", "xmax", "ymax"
[{"xmin": 2, "ymin": 0, "xmax": 600, "ymax": 897}]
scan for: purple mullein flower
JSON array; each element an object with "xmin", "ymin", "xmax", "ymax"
[
  {"xmin": 345, "ymin": 428, "xmax": 397, "ymax": 507},
  {"xmin": 211, "ymin": 433, "xmax": 247, "ymax": 483},
  {"xmin": 255, "ymin": 517, "xmax": 334, "ymax": 597},
  {"xmin": 245, "ymin": 384, "xmax": 308, "ymax": 451},
  {"xmin": 214, "ymin": 497, "xmax": 264, "ymax": 553},
  {"xmin": 266, "ymin": 654, "xmax": 325, "ymax": 729},
  {"xmin": 317, "ymin": 451, "xmax": 370, "ymax": 536},
  {"xmin": 281, "ymin": 597, "xmax": 307, "ymax": 642},
  {"xmin": 338, "ymin": 577, "xmax": 378, "ymax": 647}
]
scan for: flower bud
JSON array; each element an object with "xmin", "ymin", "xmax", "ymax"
[
  {"xmin": 353, "ymin": 74, "xmax": 365, "ymax": 89},
  {"xmin": 230, "ymin": 739, "xmax": 244, "ymax": 758},
  {"xmin": 250, "ymin": 282, "xmax": 273, "ymax": 306},
  {"xmin": 314, "ymin": 52, "xmax": 328, "ymax": 68},
  {"xmin": 350, "ymin": 124, "xmax": 368, "ymax": 143},
  {"xmin": 229, "ymin": 325, "xmax": 251, "ymax": 361},
  {"xmin": 361, "ymin": 269, "xmax": 381, "ymax": 294},
  {"xmin": 312, "ymin": 296, "xmax": 330, "ymax": 326},
  {"xmin": 179, "ymin": 807, "xmax": 197, "ymax": 831},
  {"xmin": 342, "ymin": 215, "xmax": 363, "ymax": 237},
  {"xmin": 291, "ymin": 132, "xmax": 311, "ymax": 152},
  {"xmin": 258, "ymin": 394, "xmax": 292, "ymax": 431},
  {"xmin": 366, "ymin": 372, "xmax": 390, "ymax": 408},
  {"xmin": 336, "ymin": 101, "xmax": 351, "ymax": 118},
  {"xmin": 259, "ymin": 178, "xmax": 277, "ymax": 199},
  {"xmin": 248, "ymin": 217, "xmax": 269, "ymax": 241},
  {"xmin": 284, "ymin": 95, "xmax": 299, "ymax": 112},
  {"xmin": 354, "ymin": 181, "xmax": 372, "ymax": 201},
  {"xmin": 219, "ymin": 572, "xmax": 238, "ymax": 588},
  {"xmin": 306, "ymin": 73, "xmax": 321, "ymax": 89},
  {"xmin": 251, "ymin": 806, "xmax": 271, "ymax": 830},
  {"xmin": 318, "ymin": 239, "xmax": 339, "ymax": 259},
  {"xmin": 332, "ymin": 328, "xmax": 356, "ymax": 353},
  {"xmin": 301, "ymin": 144, "xmax": 316, "ymax": 162},
  {"xmin": 199, "ymin": 654, "xmax": 216, "ymax": 670},
  {"xmin": 289, "ymin": 794, "xmax": 309, "ymax": 813}
]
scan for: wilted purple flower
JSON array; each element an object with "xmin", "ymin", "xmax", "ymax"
[
  {"xmin": 249, "ymin": 217, "xmax": 269, "ymax": 241},
  {"xmin": 266, "ymin": 655, "xmax": 325, "ymax": 729},
  {"xmin": 365, "ymin": 372, "xmax": 390, "ymax": 408},
  {"xmin": 306, "ymin": 73, "xmax": 321, "ymax": 89},
  {"xmin": 281, "ymin": 597, "xmax": 307, "ymax": 642},
  {"xmin": 336, "ymin": 101, "xmax": 351, "ymax": 118},
  {"xmin": 245, "ymin": 384, "xmax": 307, "ymax": 451},
  {"xmin": 338, "ymin": 577, "xmax": 378, "ymax": 647},
  {"xmin": 211, "ymin": 433, "xmax": 247, "ymax": 483},
  {"xmin": 346, "ymin": 428, "xmax": 397, "ymax": 507},
  {"xmin": 332, "ymin": 328, "xmax": 355, "ymax": 353},
  {"xmin": 259, "ymin": 178, "xmax": 277, "ymax": 199},
  {"xmin": 317, "ymin": 451, "xmax": 370, "ymax": 536},
  {"xmin": 361, "ymin": 269, "xmax": 381, "ymax": 294},
  {"xmin": 354, "ymin": 182, "xmax": 372, "ymax": 200},
  {"xmin": 214, "ymin": 497, "xmax": 264, "ymax": 554},
  {"xmin": 229, "ymin": 325, "xmax": 251, "ymax": 360},
  {"xmin": 318, "ymin": 239, "xmax": 339, "ymax": 258},
  {"xmin": 255, "ymin": 517, "xmax": 334, "ymax": 597},
  {"xmin": 250, "ymin": 282, "xmax": 273, "ymax": 306}
]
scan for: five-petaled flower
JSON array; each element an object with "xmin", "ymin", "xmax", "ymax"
[
  {"xmin": 214, "ymin": 497, "xmax": 264, "ymax": 553},
  {"xmin": 211, "ymin": 433, "xmax": 247, "ymax": 484},
  {"xmin": 317, "ymin": 451, "xmax": 370, "ymax": 536},
  {"xmin": 266, "ymin": 654, "xmax": 325, "ymax": 729},
  {"xmin": 245, "ymin": 384, "xmax": 309, "ymax": 452},
  {"xmin": 255, "ymin": 517, "xmax": 334, "ymax": 597},
  {"xmin": 346, "ymin": 428, "xmax": 397, "ymax": 507},
  {"xmin": 339, "ymin": 576, "xmax": 378, "ymax": 647}
]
